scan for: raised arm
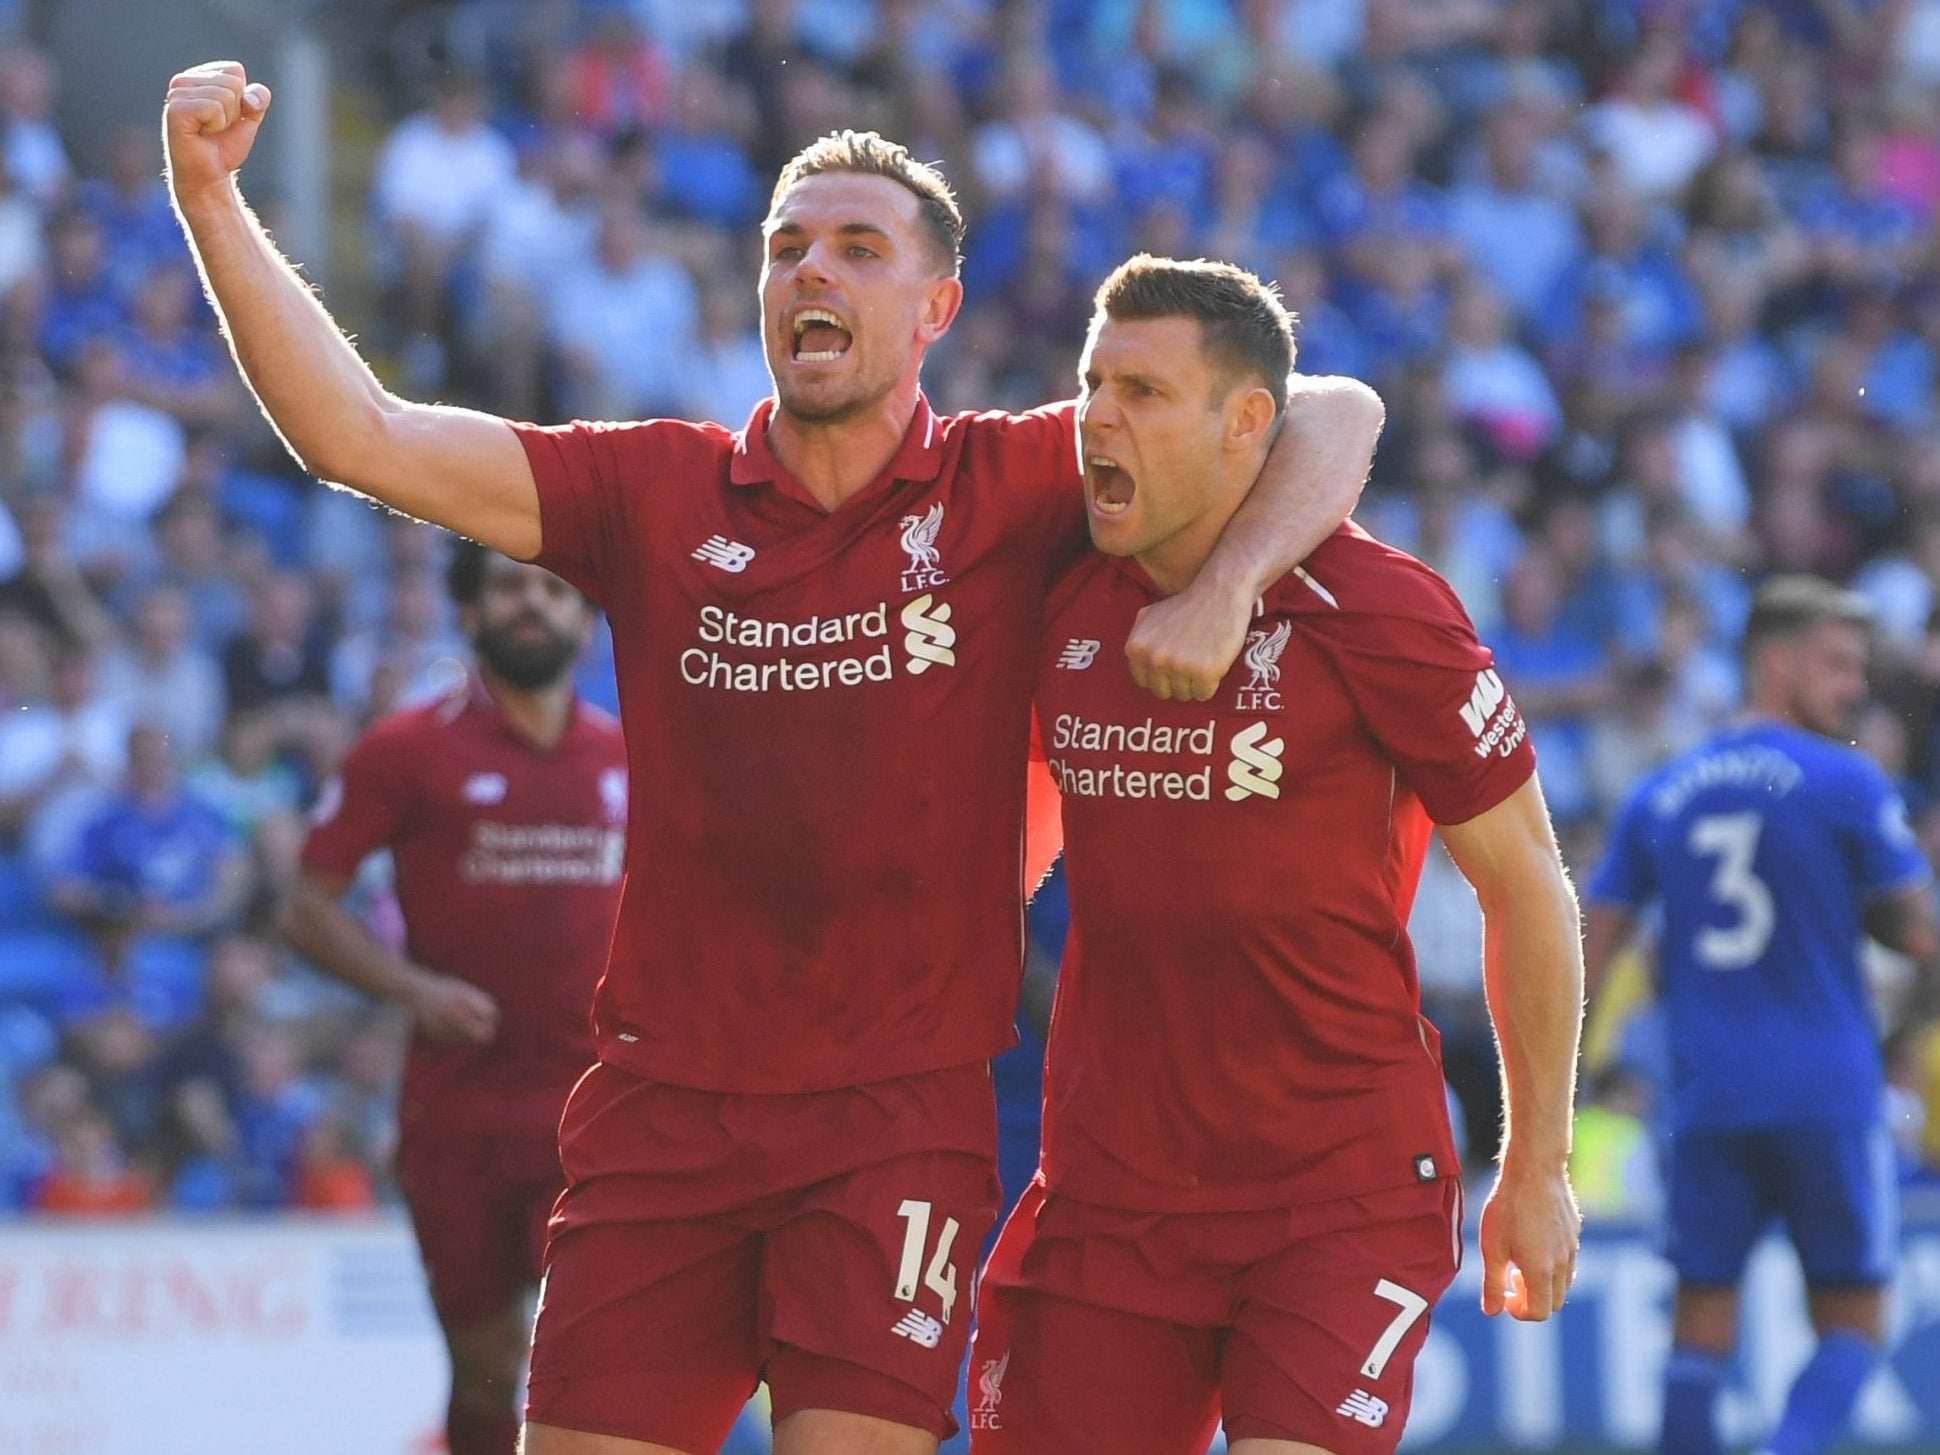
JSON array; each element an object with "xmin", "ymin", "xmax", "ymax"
[
  {"xmin": 278, "ymin": 867, "xmax": 500, "ymax": 1045},
  {"xmin": 164, "ymin": 62, "xmax": 540, "ymax": 557},
  {"xmin": 1126, "ymin": 374, "xmax": 1382, "ymax": 700},
  {"xmin": 1439, "ymin": 773, "xmax": 1584, "ymax": 1322}
]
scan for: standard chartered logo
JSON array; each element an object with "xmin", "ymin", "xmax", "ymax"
[
  {"xmin": 902, "ymin": 594, "xmax": 957, "ymax": 673},
  {"xmin": 1225, "ymin": 721, "xmax": 1285, "ymax": 801}
]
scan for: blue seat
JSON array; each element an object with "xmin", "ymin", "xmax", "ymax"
[
  {"xmin": 0, "ymin": 928, "xmax": 97, "ymax": 1011},
  {"xmin": 0, "ymin": 853, "xmax": 53, "ymax": 930}
]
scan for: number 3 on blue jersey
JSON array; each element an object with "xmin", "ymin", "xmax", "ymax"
[{"xmin": 1688, "ymin": 811, "xmax": 1774, "ymax": 969}]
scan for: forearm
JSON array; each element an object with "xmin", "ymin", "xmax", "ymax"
[
  {"xmin": 1481, "ymin": 867, "xmax": 1585, "ymax": 1165},
  {"xmin": 173, "ymin": 181, "xmax": 399, "ymax": 490},
  {"xmin": 276, "ymin": 882, "xmax": 425, "ymax": 1008},
  {"xmin": 1195, "ymin": 375, "xmax": 1382, "ymax": 602},
  {"xmin": 40, "ymin": 572, "xmax": 114, "ymax": 648},
  {"xmin": 1864, "ymin": 885, "xmax": 1940, "ymax": 969}
]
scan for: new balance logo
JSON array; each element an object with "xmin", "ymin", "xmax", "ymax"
[
  {"xmin": 1056, "ymin": 639, "xmax": 1100, "ymax": 670},
  {"xmin": 1458, "ymin": 668, "xmax": 1506, "ymax": 738},
  {"xmin": 891, "ymin": 1309, "xmax": 944, "ymax": 1349},
  {"xmin": 1336, "ymin": 1390, "xmax": 1389, "ymax": 1428},
  {"xmin": 902, "ymin": 594, "xmax": 956, "ymax": 674},
  {"xmin": 693, "ymin": 536, "xmax": 756, "ymax": 572},
  {"xmin": 462, "ymin": 773, "xmax": 508, "ymax": 805},
  {"xmin": 1225, "ymin": 721, "xmax": 1285, "ymax": 801}
]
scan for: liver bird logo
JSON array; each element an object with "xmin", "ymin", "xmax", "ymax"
[
  {"xmin": 975, "ymin": 1350, "xmax": 1011, "ymax": 1412},
  {"xmin": 1241, "ymin": 620, "xmax": 1292, "ymax": 694},
  {"xmin": 900, "ymin": 502, "xmax": 945, "ymax": 573}
]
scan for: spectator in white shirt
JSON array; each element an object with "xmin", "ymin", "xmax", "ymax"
[
  {"xmin": 369, "ymin": 72, "xmax": 517, "ymax": 391},
  {"xmin": 546, "ymin": 202, "xmax": 700, "ymax": 420},
  {"xmin": 95, "ymin": 583, "xmax": 226, "ymax": 766}
]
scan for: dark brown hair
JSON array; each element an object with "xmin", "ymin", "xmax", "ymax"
[
  {"xmin": 1093, "ymin": 254, "xmax": 1295, "ymax": 412},
  {"xmin": 1740, "ymin": 575, "xmax": 1872, "ymax": 666}
]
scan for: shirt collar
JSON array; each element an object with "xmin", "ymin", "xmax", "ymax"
[
  {"xmin": 458, "ymin": 670, "xmax": 588, "ymax": 749},
  {"xmin": 729, "ymin": 395, "xmax": 944, "ymax": 490}
]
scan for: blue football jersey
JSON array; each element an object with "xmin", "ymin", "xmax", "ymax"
[{"xmin": 1587, "ymin": 719, "xmax": 1930, "ymax": 1131}]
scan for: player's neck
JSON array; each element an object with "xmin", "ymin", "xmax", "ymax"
[
  {"xmin": 768, "ymin": 380, "xmax": 921, "ymax": 511},
  {"xmin": 1737, "ymin": 702, "xmax": 1804, "ymax": 734},
  {"xmin": 1134, "ymin": 466, "xmax": 1252, "ymax": 596},
  {"xmin": 480, "ymin": 672, "xmax": 575, "ymax": 749}
]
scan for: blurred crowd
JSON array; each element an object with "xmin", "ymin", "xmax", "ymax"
[{"xmin": 5, "ymin": 0, "xmax": 1940, "ymax": 1217}]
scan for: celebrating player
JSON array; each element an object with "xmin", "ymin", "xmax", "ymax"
[
  {"xmin": 165, "ymin": 62, "xmax": 1381, "ymax": 1455},
  {"xmin": 279, "ymin": 544, "xmax": 624, "ymax": 1455},
  {"xmin": 970, "ymin": 257, "xmax": 1584, "ymax": 1455},
  {"xmin": 1583, "ymin": 576, "xmax": 1939, "ymax": 1455}
]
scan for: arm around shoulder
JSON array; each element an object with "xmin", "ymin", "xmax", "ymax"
[
  {"xmin": 1213, "ymin": 372, "xmax": 1383, "ymax": 594},
  {"xmin": 1124, "ymin": 374, "xmax": 1383, "ymax": 701}
]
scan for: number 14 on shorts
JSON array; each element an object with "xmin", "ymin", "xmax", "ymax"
[{"xmin": 894, "ymin": 1198, "xmax": 961, "ymax": 1324}]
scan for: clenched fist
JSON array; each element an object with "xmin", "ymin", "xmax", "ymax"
[{"xmin": 163, "ymin": 61, "xmax": 271, "ymax": 205}]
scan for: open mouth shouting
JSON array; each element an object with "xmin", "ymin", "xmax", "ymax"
[
  {"xmin": 1086, "ymin": 454, "xmax": 1136, "ymax": 517},
  {"xmin": 791, "ymin": 306, "xmax": 855, "ymax": 364}
]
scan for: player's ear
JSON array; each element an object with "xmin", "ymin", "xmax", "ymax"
[
  {"xmin": 1227, "ymin": 384, "xmax": 1278, "ymax": 453},
  {"xmin": 918, "ymin": 275, "xmax": 964, "ymax": 344}
]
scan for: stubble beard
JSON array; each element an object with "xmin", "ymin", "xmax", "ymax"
[
  {"xmin": 770, "ymin": 338, "xmax": 905, "ymax": 427},
  {"xmin": 773, "ymin": 370, "xmax": 885, "ymax": 426}
]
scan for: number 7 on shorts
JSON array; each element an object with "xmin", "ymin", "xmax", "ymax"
[{"xmin": 1361, "ymin": 1279, "xmax": 1428, "ymax": 1379}]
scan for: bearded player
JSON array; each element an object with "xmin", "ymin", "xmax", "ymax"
[
  {"xmin": 970, "ymin": 257, "xmax": 1583, "ymax": 1454},
  {"xmin": 280, "ymin": 544, "xmax": 625, "ymax": 1455},
  {"xmin": 1583, "ymin": 577, "xmax": 1939, "ymax": 1455}
]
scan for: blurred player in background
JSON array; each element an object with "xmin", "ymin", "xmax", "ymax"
[
  {"xmin": 279, "ymin": 544, "xmax": 625, "ymax": 1455},
  {"xmin": 1583, "ymin": 576, "xmax": 1940, "ymax": 1455},
  {"xmin": 166, "ymin": 62, "xmax": 1379, "ymax": 1455},
  {"xmin": 971, "ymin": 257, "xmax": 1583, "ymax": 1455}
]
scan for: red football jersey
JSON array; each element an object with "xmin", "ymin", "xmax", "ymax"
[
  {"xmin": 301, "ymin": 679, "xmax": 628, "ymax": 1132},
  {"xmin": 1034, "ymin": 523, "xmax": 1536, "ymax": 1212},
  {"xmin": 514, "ymin": 397, "xmax": 1086, "ymax": 1093}
]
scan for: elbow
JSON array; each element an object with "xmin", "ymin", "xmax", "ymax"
[
  {"xmin": 1336, "ymin": 376, "xmax": 1387, "ymax": 438},
  {"xmin": 1476, "ymin": 858, "xmax": 1579, "ymax": 927},
  {"xmin": 285, "ymin": 384, "xmax": 404, "ymax": 489},
  {"xmin": 1282, "ymin": 376, "xmax": 1384, "ymax": 509},
  {"xmin": 1287, "ymin": 374, "xmax": 1384, "ymax": 438}
]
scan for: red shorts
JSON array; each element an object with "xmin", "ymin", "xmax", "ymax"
[
  {"xmin": 969, "ymin": 1177, "xmax": 1463, "ymax": 1455},
  {"xmin": 394, "ymin": 1121, "xmax": 564, "ymax": 1327},
  {"xmin": 526, "ymin": 1060, "xmax": 1000, "ymax": 1452}
]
